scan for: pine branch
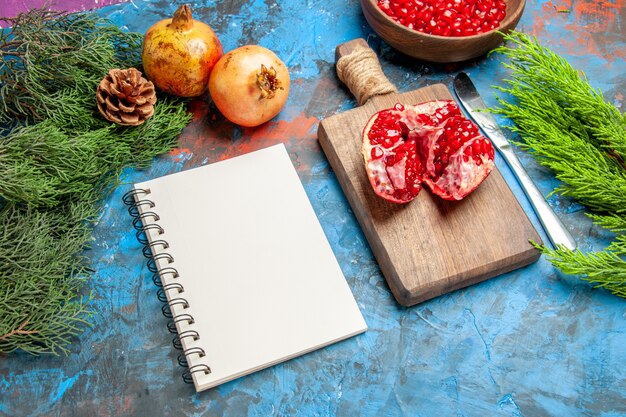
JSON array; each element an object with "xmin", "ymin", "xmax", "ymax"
[
  {"xmin": 493, "ymin": 31, "xmax": 626, "ymax": 298},
  {"xmin": 494, "ymin": 32, "xmax": 626, "ymax": 162},
  {"xmin": 535, "ymin": 243, "xmax": 626, "ymax": 299},
  {"xmin": 0, "ymin": 203, "xmax": 94, "ymax": 355},
  {"xmin": 0, "ymin": 97, "xmax": 188, "ymax": 208},
  {"xmin": 0, "ymin": 8, "xmax": 192, "ymax": 354},
  {"xmin": 587, "ymin": 213, "xmax": 626, "ymax": 233},
  {"xmin": 0, "ymin": 8, "xmax": 142, "ymax": 129},
  {"xmin": 0, "ymin": 321, "xmax": 40, "ymax": 342}
]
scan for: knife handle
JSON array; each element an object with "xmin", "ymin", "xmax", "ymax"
[{"xmin": 498, "ymin": 146, "xmax": 577, "ymax": 250}]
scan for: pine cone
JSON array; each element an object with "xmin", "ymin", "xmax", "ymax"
[{"xmin": 96, "ymin": 68, "xmax": 157, "ymax": 126}]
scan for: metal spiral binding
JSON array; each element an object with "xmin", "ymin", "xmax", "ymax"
[
  {"xmin": 182, "ymin": 364, "xmax": 212, "ymax": 384},
  {"xmin": 167, "ymin": 313, "xmax": 194, "ymax": 333},
  {"xmin": 122, "ymin": 188, "xmax": 211, "ymax": 384},
  {"xmin": 173, "ymin": 330, "xmax": 200, "ymax": 350},
  {"xmin": 178, "ymin": 346, "xmax": 206, "ymax": 367},
  {"xmin": 157, "ymin": 282, "xmax": 184, "ymax": 303},
  {"xmin": 161, "ymin": 298, "xmax": 189, "ymax": 318}
]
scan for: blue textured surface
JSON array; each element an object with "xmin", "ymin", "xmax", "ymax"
[{"xmin": 1, "ymin": 1, "xmax": 625, "ymax": 416}]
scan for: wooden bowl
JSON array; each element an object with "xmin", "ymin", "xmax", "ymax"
[{"xmin": 360, "ymin": 0, "xmax": 526, "ymax": 63}]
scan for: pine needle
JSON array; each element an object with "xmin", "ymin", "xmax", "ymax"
[
  {"xmin": 0, "ymin": 8, "xmax": 192, "ymax": 354},
  {"xmin": 493, "ymin": 31, "xmax": 626, "ymax": 298}
]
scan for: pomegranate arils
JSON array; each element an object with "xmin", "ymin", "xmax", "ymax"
[
  {"xmin": 377, "ymin": 0, "xmax": 507, "ymax": 37},
  {"xmin": 437, "ymin": 119, "xmax": 477, "ymax": 169},
  {"xmin": 367, "ymin": 110, "xmax": 404, "ymax": 148}
]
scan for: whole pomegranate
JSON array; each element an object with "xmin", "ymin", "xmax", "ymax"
[
  {"xmin": 209, "ymin": 45, "xmax": 290, "ymax": 127},
  {"xmin": 142, "ymin": 5, "xmax": 223, "ymax": 97},
  {"xmin": 362, "ymin": 100, "xmax": 495, "ymax": 203}
]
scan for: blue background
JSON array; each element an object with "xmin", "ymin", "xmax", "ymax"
[{"xmin": 1, "ymin": 0, "xmax": 625, "ymax": 416}]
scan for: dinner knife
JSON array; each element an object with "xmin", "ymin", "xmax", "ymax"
[{"xmin": 453, "ymin": 72, "xmax": 576, "ymax": 250}]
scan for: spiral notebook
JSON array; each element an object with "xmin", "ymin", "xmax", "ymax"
[{"xmin": 125, "ymin": 144, "xmax": 367, "ymax": 392}]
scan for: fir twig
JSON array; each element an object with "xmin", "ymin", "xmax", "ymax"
[
  {"xmin": 0, "ymin": 7, "xmax": 142, "ymax": 129},
  {"xmin": 0, "ymin": 321, "xmax": 40, "ymax": 341},
  {"xmin": 0, "ymin": 97, "xmax": 189, "ymax": 208},
  {"xmin": 0, "ymin": 203, "xmax": 94, "ymax": 355},
  {"xmin": 0, "ymin": 8, "xmax": 192, "ymax": 354},
  {"xmin": 533, "ymin": 243, "xmax": 626, "ymax": 299},
  {"xmin": 492, "ymin": 31, "xmax": 626, "ymax": 298}
]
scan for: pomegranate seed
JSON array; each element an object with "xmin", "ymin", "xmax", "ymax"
[{"xmin": 371, "ymin": 146, "xmax": 384, "ymax": 159}]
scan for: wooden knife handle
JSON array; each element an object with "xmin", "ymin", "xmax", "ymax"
[{"xmin": 335, "ymin": 38, "xmax": 397, "ymax": 105}]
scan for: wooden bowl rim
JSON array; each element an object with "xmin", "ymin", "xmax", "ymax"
[{"xmin": 361, "ymin": 0, "xmax": 526, "ymax": 41}]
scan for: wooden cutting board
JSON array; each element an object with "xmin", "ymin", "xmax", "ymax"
[{"xmin": 317, "ymin": 39, "xmax": 541, "ymax": 306}]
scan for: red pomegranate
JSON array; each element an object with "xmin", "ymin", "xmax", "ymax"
[{"xmin": 362, "ymin": 100, "xmax": 495, "ymax": 203}]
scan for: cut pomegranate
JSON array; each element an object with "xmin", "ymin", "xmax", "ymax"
[
  {"xmin": 416, "ymin": 112, "xmax": 496, "ymax": 200},
  {"xmin": 362, "ymin": 103, "xmax": 423, "ymax": 204},
  {"xmin": 362, "ymin": 100, "xmax": 495, "ymax": 203}
]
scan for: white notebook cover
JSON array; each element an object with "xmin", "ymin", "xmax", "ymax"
[{"xmin": 133, "ymin": 144, "xmax": 367, "ymax": 392}]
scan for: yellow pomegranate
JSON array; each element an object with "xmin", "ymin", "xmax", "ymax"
[{"xmin": 142, "ymin": 5, "xmax": 223, "ymax": 97}]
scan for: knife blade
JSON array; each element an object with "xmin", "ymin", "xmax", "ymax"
[{"xmin": 453, "ymin": 72, "xmax": 576, "ymax": 250}]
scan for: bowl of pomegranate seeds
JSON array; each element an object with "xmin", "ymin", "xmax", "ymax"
[{"xmin": 361, "ymin": 0, "xmax": 526, "ymax": 62}]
